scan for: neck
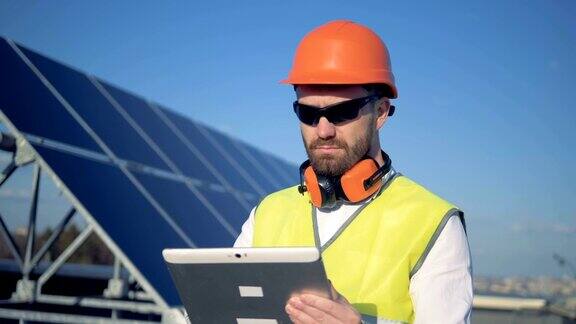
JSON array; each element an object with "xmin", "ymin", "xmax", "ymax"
[{"xmin": 368, "ymin": 146, "xmax": 385, "ymax": 166}]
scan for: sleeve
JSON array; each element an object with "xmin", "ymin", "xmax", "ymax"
[
  {"xmin": 233, "ymin": 206, "xmax": 256, "ymax": 247},
  {"xmin": 409, "ymin": 214, "xmax": 473, "ymax": 324}
]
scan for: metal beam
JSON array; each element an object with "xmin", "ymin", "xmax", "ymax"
[
  {"xmin": 25, "ymin": 207, "xmax": 76, "ymax": 275},
  {"xmin": 130, "ymin": 291, "xmax": 155, "ymax": 302},
  {"xmin": 0, "ymin": 308, "xmax": 159, "ymax": 324},
  {"xmin": 113, "ymin": 256, "xmax": 122, "ymax": 279},
  {"xmin": 0, "ymin": 210, "xmax": 23, "ymax": 270},
  {"xmin": 0, "ymin": 159, "xmax": 17, "ymax": 187},
  {"xmin": 36, "ymin": 224, "xmax": 93, "ymax": 294},
  {"xmin": 105, "ymin": 256, "xmax": 128, "ymax": 299},
  {"xmin": 36, "ymin": 294, "xmax": 165, "ymax": 314},
  {"xmin": 23, "ymin": 164, "xmax": 41, "ymax": 279}
]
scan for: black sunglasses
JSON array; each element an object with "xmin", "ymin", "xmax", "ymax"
[{"xmin": 293, "ymin": 94, "xmax": 394, "ymax": 126}]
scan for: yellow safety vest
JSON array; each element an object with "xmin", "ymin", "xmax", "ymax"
[{"xmin": 253, "ymin": 174, "xmax": 462, "ymax": 323}]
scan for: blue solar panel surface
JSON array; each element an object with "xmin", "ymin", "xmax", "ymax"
[
  {"xmin": 21, "ymin": 46, "xmax": 172, "ymax": 172},
  {"xmin": 0, "ymin": 37, "xmax": 298, "ymax": 307},
  {"xmin": 134, "ymin": 171, "xmax": 240, "ymax": 243},
  {"xmin": 241, "ymin": 142, "xmax": 299, "ymax": 187},
  {"xmin": 98, "ymin": 81, "xmax": 223, "ymax": 186},
  {"xmin": 161, "ymin": 108, "xmax": 261, "ymax": 194},
  {"xmin": 0, "ymin": 39, "xmax": 103, "ymax": 153},
  {"xmin": 194, "ymin": 122, "xmax": 279, "ymax": 194}
]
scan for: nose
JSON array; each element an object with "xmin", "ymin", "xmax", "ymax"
[{"xmin": 316, "ymin": 116, "xmax": 336, "ymax": 139}]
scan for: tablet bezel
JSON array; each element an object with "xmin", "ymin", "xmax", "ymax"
[{"xmin": 162, "ymin": 247, "xmax": 320, "ymax": 264}]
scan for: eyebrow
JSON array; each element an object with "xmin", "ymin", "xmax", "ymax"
[{"xmin": 297, "ymin": 95, "xmax": 374, "ymax": 109}]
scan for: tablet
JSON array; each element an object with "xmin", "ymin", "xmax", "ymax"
[{"xmin": 162, "ymin": 247, "xmax": 330, "ymax": 324}]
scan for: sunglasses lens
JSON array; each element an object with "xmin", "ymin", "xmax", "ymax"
[
  {"xmin": 326, "ymin": 100, "xmax": 362, "ymax": 124},
  {"xmin": 294, "ymin": 103, "xmax": 318, "ymax": 125}
]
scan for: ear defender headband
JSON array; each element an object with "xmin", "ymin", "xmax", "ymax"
[{"xmin": 298, "ymin": 151, "xmax": 392, "ymax": 209}]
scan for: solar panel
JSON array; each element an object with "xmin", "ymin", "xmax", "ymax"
[
  {"xmin": 230, "ymin": 139, "xmax": 286, "ymax": 189},
  {"xmin": 160, "ymin": 108, "xmax": 262, "ymax": 195},
  {"xmin": 261, "ymin": 149, "xmax": 300, "ymax": 186},
  {"xmin": 0, "ymin": 39, "xmax": 103, "ymax": 153},
  {"xmin": 96, "ymin": 81, "xmax": 221, "ymax": 184},
  {"xmin": 133, "ymin": 171, "xmax": 239, "ymax": 244},
  {"xmin": 0, "ymin": 36, "xmax": 297, "ymax": 308},
  {"xmin": 275, "ymin": 157, "xmax": 300, "ymax": 184},
  {"xmin": 194, "ymin": 122, "xmax": 280, "ymax": 194},
  {"xmin": 236, "ymin": 141, "xmax": 297, "ymax": 187},
  {"xmin": 20, "ymin": 46, "xmax": 171, "ymax": 172}
]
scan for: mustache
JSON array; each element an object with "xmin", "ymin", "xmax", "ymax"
[{"xmin": 308, "ymin": 138, "xmax": 349, "ymax": 150}]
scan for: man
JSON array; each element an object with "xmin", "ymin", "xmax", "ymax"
[{"xmin": 235, "ymin": 20, "xmax": 472, "ymax": 324}]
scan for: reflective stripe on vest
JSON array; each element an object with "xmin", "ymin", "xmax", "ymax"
[{"xmin": 253, "ymin": 175, "xmax": 462, "ymax": 323}]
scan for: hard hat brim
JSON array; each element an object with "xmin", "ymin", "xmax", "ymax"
[{"xmin": 280, "ymin": 73, "xmax": 398, "ymax": 99}]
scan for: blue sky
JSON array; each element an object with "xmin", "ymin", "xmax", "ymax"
[{"xmin": 0, "ymin": 0, "xmax": 575, "ymax": 277}]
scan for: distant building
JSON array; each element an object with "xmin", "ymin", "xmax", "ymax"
[{"xmin": 473, "ymin": 295, "xmax": 576, "ymax": 324}]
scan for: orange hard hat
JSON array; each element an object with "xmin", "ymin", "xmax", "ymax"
[{"xmin": 281, "ymin": 20, "xmax": 398, "ymax": 98}]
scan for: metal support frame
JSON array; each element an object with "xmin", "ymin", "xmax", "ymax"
[
  {"xmin": 0, "ymin": 210, "xmax": 23, "ymax": 270},
  {"xmin": 0, "ymin": 146, "xmax": 23, "ymax": 269},
  {"xmin": 105, "ymin": 256, "xmax": 129, "ymax": 299},
  {"xmin": 0, "ymin": 159, "xmax": 17, "ymax": 187},
  {"xmin": 36, "ymin": 294, "xmax": 164, "ymax": 314},
  {"xmin": 35, "ymin": 223, "xmax": 94, "ymax": 294},
  {"xmin": 23, "ymin": 164, "xmax": 41, "ymax": 280},
  {"xmin": 0, "ymin": 129, "xmax": 180, "ymax": 322},
  {"xmin": 0, "ymin": 308, "xmax": 160, "ymax": 324},
  {"xmin": 25, "ymin": 207, "xmax": 76, "ymax": 275}
]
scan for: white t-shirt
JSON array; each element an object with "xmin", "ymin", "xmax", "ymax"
[{"xmin": 234, "ymin": 169, "xmax": 473, "ymax": 324}]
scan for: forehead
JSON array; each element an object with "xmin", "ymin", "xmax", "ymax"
[{"xmin": 296, "ymin": 85, "xmax": 368, "ymax": 102}]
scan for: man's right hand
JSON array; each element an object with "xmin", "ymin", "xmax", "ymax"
[{"xmin": 285, "ymin": 284, "xmax": 362, "ymax": 324}]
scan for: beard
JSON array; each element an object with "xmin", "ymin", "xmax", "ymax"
[{"xmin": 303, "ymin": 120, "xmax": 375, "ymax": 177}]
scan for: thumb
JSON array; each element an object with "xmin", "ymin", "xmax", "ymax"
[{"xmin": 328, "ymin": 280, "xmax": 345, "ymax": 302}]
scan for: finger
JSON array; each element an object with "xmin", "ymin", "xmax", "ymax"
[
  {"xmin": 286, "ymin": 302, "xmax": 321, "ymax": 324},
  {"xmin": 300, "ymin": 294, "xmax": 348, "ymax": 319},
  {"xmin": 328, "ymin": 281, "xmax": 348, "ymax": 303},
  {"xmin": 330, "ymin": 283, "xmax": 341, "ymax": 301},
  {"xmin": 287, "ymin": 312, "xmax": 299, "ymax": 324},
  {"xmin": 289, "ymin": 297, "xmax": 339, "ymax": 323}
]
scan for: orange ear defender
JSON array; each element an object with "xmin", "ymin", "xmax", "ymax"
[{"xmin": 298, "ymin": 151, "xmax": 391, "ymax": 209}]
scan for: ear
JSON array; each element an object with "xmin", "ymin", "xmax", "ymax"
[{"xmin": 375, "ymin": 99, "xmax": 390, "ymax": 130}]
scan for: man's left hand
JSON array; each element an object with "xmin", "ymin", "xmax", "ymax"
[{"xmin": 285, "ymin": 285, "xmax": 361, "ymax": 324}]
